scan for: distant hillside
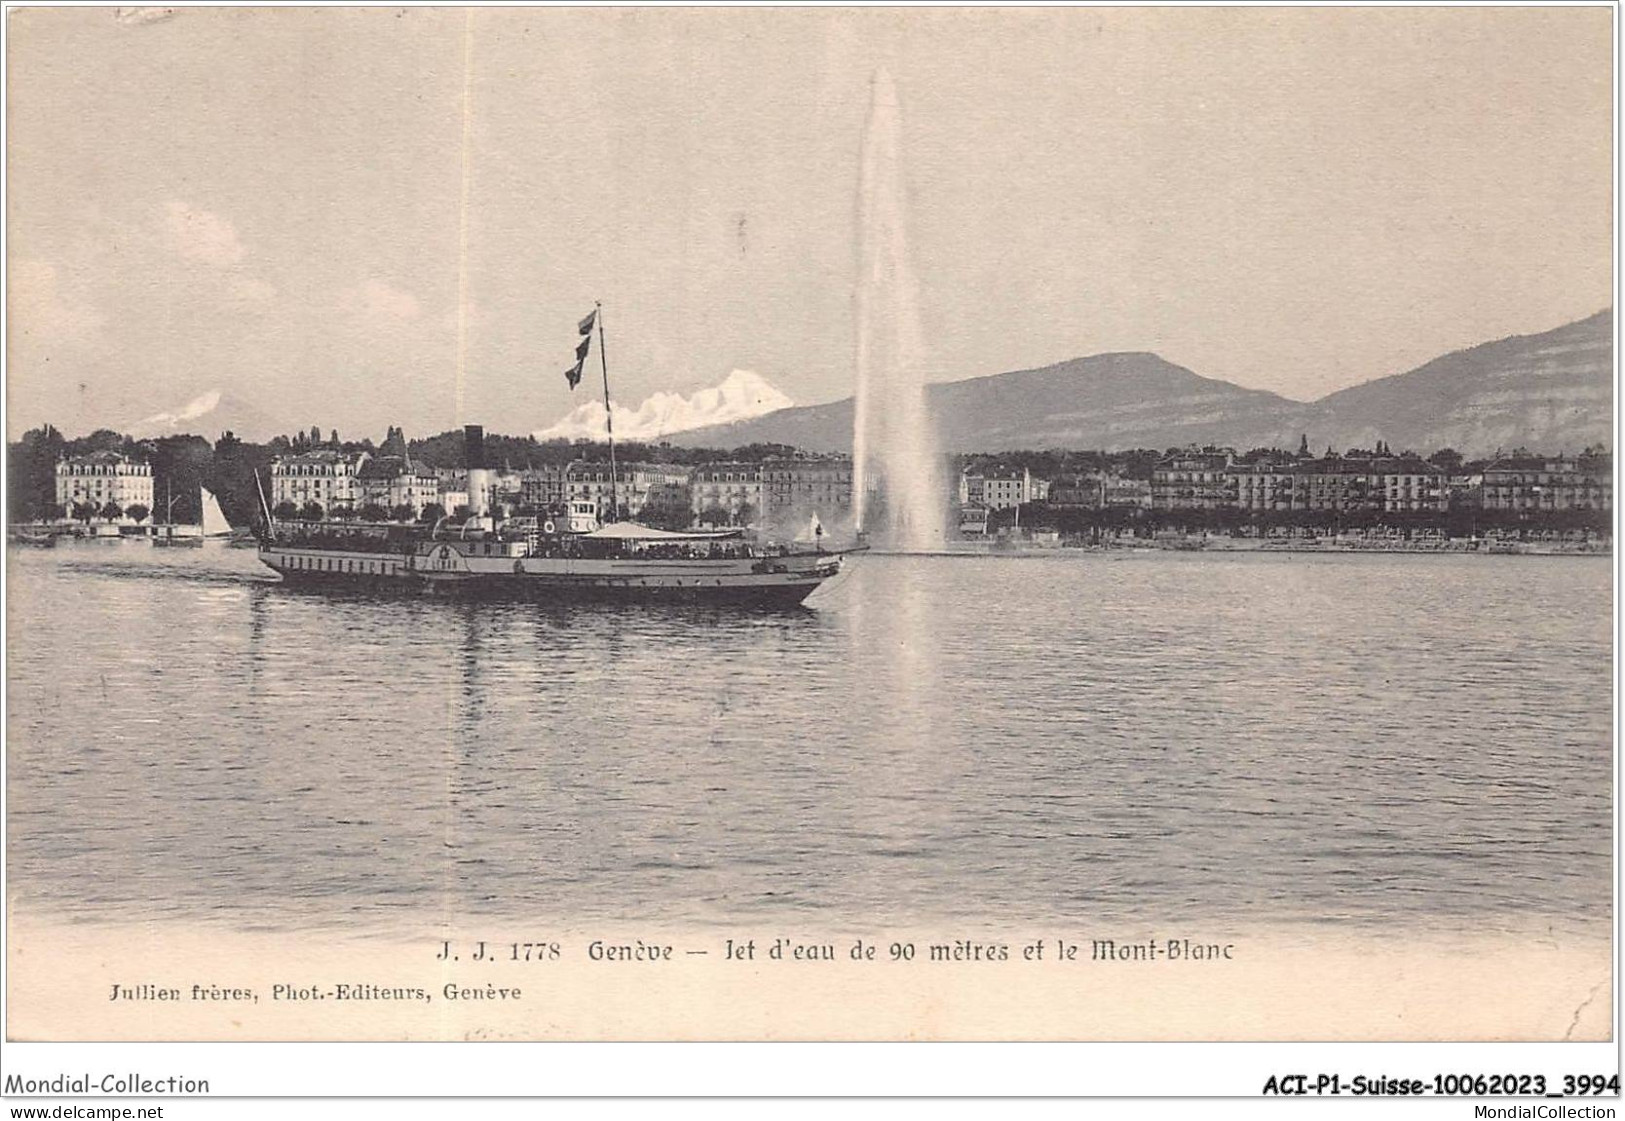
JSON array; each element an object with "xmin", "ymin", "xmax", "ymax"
[
  {"xmin": 675, "ymin": 310, "xmax": 1613, "ymax": 457},
  {"xmin": 675, "ymin": 353, "xmax": 1307, "ymax": 454},
  {"xmin": 1299, "ymin": 309, "xmax": 1612, "ymax": 455},
  {"xmin": 927, "ymin": 353, "xmax": 1307, "ymax": 452}
]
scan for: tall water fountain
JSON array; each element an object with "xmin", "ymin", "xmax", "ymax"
[{"xmin": 852, "ymin": 69, "xmax": 946, "ymax": 552}]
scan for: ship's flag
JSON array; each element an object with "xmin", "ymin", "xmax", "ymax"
[{"xmin": 565, "ymin": 313, "xmax": 595, "ymax": 388}]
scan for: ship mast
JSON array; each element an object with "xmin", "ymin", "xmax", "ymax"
[
  {"xmin": 253, "ymin": 468, "xmax": 275, "ymax": 540},
  {"xmin": 596, "ymin": 300, "xmax": 619, "ymax": 522}
]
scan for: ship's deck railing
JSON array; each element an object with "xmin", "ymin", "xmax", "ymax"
[
  {"xmin": 269, "ymin": 521, "xmax": 420, "ymax": 554},
  {"xmin": 515, "ymin": 538, "xmax": 759, "ymax": 561}
]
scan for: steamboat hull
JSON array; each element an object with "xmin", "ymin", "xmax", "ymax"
[{"xmin": 257, "ymin": 545, "xmax": 841, "ymax": 607}]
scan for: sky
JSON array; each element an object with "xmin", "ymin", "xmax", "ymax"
[{"xmin": 6, "ymin": 6, "xmax": 1614, "ymax": 441}]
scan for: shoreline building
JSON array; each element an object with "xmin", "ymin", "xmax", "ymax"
[
  {"xmin": 55, "ymin": 451, "xmax": 154, "ymax": 518},
  {"xmin": 357, "ymin": 454, "xmax": 440, "ymax": 519},
  {"xmin": 690, "ymin": 462, "xmax": 763, "ymax": 524},
  {"xmin": 958, "ymin": 504, "xmax": 991, "ymax": 536},
  {"xmin": 520, "ymin": 464, "xmax": 568, "ymax": 511},
  {"xmin": 1482, "ymin": 452, "xmax": 1613, "ymax": 512},
  {"xmin": 269, "ymin": 449, "xmax": 368, "ymax": 516},
  {"xmin": 1050, "ymin": 472, "xmax": 1150, "ymax": 509},
  {"xmin": 489, "ymin": 468, "xmax": 526, "ymax": 517},
  {"xmin": 565, "ymin": 462, "xmax": 617, "ymax": 516},
  {"xmin": 1150, "ymin": 446, "xmax": 1451, "ymax": 514},
  {"xmin": 763, "ymin": 456, "xmax": 853, "ymax": 530},
  {"xmin": 958, "ymin": 466, "xmax": 1049, "ymax": 510},
  {"xmin": 563, "ymin": 461, "xmax": 691, "ymax": 519},
  {"xmin": 1227, "ymin": 452, "xmax": 1299, "ymax": 512},
  {"xmin": 1151, "ymin": 450, "xmax": 1234, "ymax": 511},
  {"xmin": 624, "ymin": 464, "xmax": 692, "ymax": 519},
  {"xmin": 1234, "ymin": 453, "xmax": 1446, "ymax": 514}
]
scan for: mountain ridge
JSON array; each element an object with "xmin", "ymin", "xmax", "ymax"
[{"xmin": 672, "ymin": 309, "xmax": 1612, "ymax": 457}]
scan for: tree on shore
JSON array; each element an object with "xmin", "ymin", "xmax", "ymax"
[
  {"xmin": 207, "ymin": 430, "xmax": 279, "ymax": 532},
  {"xmin": 7, "ymin": 425, "xmax": 65, "ymax": 523},
  {"xmin": 99, "ymin": 501, "xmax": 123, "ymax": 521},
  {"xmin": 272, "ymin": 501, "xmax": 298, "ymax": 521},
  {"xmin": 125, "ymin": 503, "xmax": 150, "ymax": 523},
  {"xmin": 418, "ymin": 503, "xmax": 441, "ymax": 523},
  {"xmin": 299, "ymin": 501, "xmax": 324, "ymax": 521},
  {"xmin": 391, "ymin": 503, "xmax": 415, "ymax": 523},
  {"xmin": 359, "ymin": 503, "xmax": 388, "ymax": 522},
  {"xmin": 71, "ymin": 500, "xmax": 97, "ymax": 523}
]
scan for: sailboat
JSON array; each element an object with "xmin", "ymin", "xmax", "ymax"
[
  {"xmin": 153, "ymin": 485, "xmax": 234, "ymax": 546},
  {"xmin": 200, "ymin": 486, "xmax": 234, "ymax": 538}
]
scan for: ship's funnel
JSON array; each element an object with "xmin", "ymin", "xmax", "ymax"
[
  {"xmin": 464, "ymin": 424, "xmax": 492, "ymax": 519},
  {"xmin": 464, "ymin": 424, "xmax": 487, "ymax": 470}
]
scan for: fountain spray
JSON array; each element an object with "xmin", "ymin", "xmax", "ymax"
[{"xmin": 852, "ymin": 68, "xmax": 946, "ymax": 552}]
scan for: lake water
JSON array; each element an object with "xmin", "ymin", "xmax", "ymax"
[{"xmin": 5, "ymin": 542, "xmax": 1612, "ymax": 939}]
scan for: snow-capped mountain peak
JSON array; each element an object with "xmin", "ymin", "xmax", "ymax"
[
  {"xmin": 126, "ymin": 389, "xmax": 290, "ymax": 442},
  {"xmin": 534, "ymin": 369, "xmax": 793, "ymax": 442}
]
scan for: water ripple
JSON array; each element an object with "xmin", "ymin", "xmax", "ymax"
[{"xmin": 5, "ymin": 544, "xmax": 1611, "ymax": 939}]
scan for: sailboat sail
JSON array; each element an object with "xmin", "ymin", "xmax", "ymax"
[
  {"xmin": 793, "ymin": 512, "xmax": 825, "ymax": 545},
  {"xmin": 200, "ymin": 487, "xmax": 233, "ymax": 536}
]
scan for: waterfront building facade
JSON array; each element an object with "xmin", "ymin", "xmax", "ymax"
[
  {"xmin": 958, "ymin": 472, "xmax": 986, "ymax": 508},
  {"xmin": 563, "ymin": 461, "xmax": 688, "ymax": 518},
  {"xmin": 959, "ymin": 467, "xmax": 1048, "ymax": 510},
  {"xmin": 763, "ymin": 457, "xmax": 853, "ymax": 527},
  {"xmin": 958, "ymin": 505, "xmax": 991, "ymax": 536},
  {"xmin": 1374, "ymin": 457, "xmax": 1447, "ymax": 512},
  {"xmin": 1047, "ymin": 474, "xmax": 1099, "ymax": 507},
  {"xmin": 485, "ymin": 469, "xmax": 524, "ymax": 514},
  {"xmin": 1446, "ymin": 472, "xmax": 1485, "ymax": 510},
  {"xmin": 1104, "ymin": 477, "xmax": 1153, "ymax": 508},
  {"xmin": 1148, "ymin": 449, "xmax": 1450, "ymax": 514},
  {"xmin": 1151, "ymin": 451, "xmax": 1234, "ymax": 510},
  {"xmin": 564, "ymin": 461, "xmax": 613, "ymax": 514},
  {"xmin": 623, "ymin": 464, "xmax": 691, "ymax": 518},
  {"xmin": 357, "ymin": 456, "xmax": 440, "ymax": 518},
  {"xmin": 1294, "ymin": 455, "xmax": 1444, "ymax": 513},
  {"xmin": 55, "ymin": 452, "xmax": 155, "ymax": 517},
  {"xmin": 690, "ymin": 462, "xmax": 763, "ymax": 522},
  {"xmin": 270, "ymin": 450, "xmax": 368, "ymax": 514},
  {"xmin": 1050, "ymin": 473, "xmax": 1147, "ymax": 508},
  {"xmin": 1300, "ymin": 458, "xmax": 1370, "ymax": 511},
  {"xmin": 520, "ymin": 465, "xmax": 568, "ymax": 510},
  {"xmin": 1482, "ymin": 453, "xmax": 1613, "ymax": 512},
  {"xmin": 1227, "ymin": 458, "xmax": 1297, "ymax": 512}
]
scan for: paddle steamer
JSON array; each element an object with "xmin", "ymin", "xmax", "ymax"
[
  {"xmin": 255, "ymin": 479, "xmax": 844, "ymax": 607},
  {"xmin": 255, "ymin": 305, "xmax": 851, "ymax": 605}
]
